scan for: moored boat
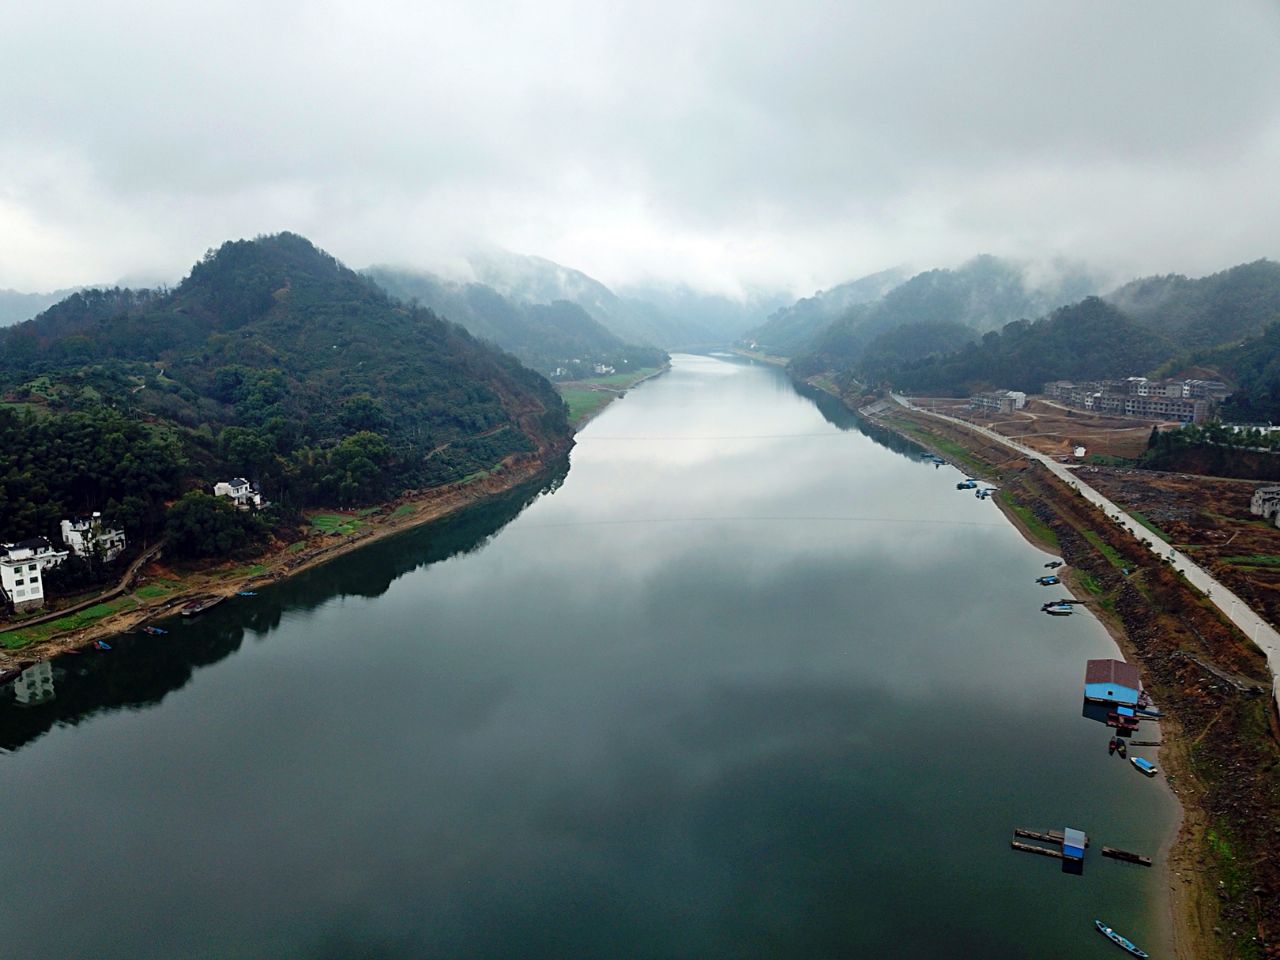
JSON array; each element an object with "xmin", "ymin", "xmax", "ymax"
[
  {"xmin": 1095, "ymin": 919, "xmax": 1149, "ymax": 957},
  {"xmin": 141, "ymin": 626, "xmax": 168, "ymax": 636},
  {"xmin": 1131, "ymin": 757, "xmax": 1158, "ymax": 777},
  {"xmin": 180, "ymin": 596, "xmax": 225, "ymax": 617},
  {"xmin": 1042, "ymin": 602, "xmax": 1074, "ymax": 616},
  {"xmin": 1115, "ymin": 739, "xmax": 1127, "ymax": 758}
]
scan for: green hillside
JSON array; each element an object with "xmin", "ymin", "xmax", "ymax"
[{"xmin": 0, "ymin": 233, "xmax": 572, "ymax": 540}]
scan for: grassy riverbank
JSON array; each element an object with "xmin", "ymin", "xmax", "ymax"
[
  {"xmin": 833, "ymin": 389, "xmax": 1278, "ymax": 960},
  {"xmin": 0, "ymin": 446, "xmax": 569, "ymax": 664},
  {"xmin": 556, "ymin": 364, "xmax": 669, "ymax": 427}
]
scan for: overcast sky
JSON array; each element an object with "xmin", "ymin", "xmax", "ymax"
[{"xmin": 1, "ymin": 0, "xmax": 1277, "ymax": 296}]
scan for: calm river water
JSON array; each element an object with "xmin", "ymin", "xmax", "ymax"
[{"xmin": 1, "ymin": 353, "xmax": 1178, "ymax": 959}]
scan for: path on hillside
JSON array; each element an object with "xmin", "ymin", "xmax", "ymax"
[{"xmin": 891, "ymin": 393, "xmax": 1280, "ymax": 709}]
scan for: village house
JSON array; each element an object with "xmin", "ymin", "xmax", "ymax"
[
  {"xmin": 1250, "ymin": 485, "xmax": 1280, "ymax": 527},
  {"xmin": 1044, "ymin": 377, "xmax": 1226, "ymax": 423},
  {"xmin": 60, "ymin": 512, "xmax": 127, "ymax": 562},
  {"xmin": 0, "ymin": 537, "xmax": 69, "ymax": 612},
  {"xmin": 969, "ymin": 390, "xmax": 1027, "ymax": 414},
  {"xmin": 213, "ymin": 477, "xmax": 264, "ymax": 510}
]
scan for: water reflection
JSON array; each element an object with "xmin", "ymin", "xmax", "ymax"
[{"xmin": 0, "ymin": 456, "xmax": 569, "ymax": 754}]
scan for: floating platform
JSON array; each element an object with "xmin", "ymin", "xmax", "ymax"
[
  {"xmin": 1011, "ymin": 840, "xmax": 1065, "ymax": 859},
  {"xmin": 1014, "ymin": 828, "xmax": 1090, "ymax": 847},
  {"xmin": 1102, "ymin": 846, "xmax": 1152, "ymax": 867}
]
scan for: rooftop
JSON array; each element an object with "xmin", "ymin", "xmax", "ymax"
[{"xmin": 1084, "ymin": 658, "xmax": 1140, "ymax": 689}]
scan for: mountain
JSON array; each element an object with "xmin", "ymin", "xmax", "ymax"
[
  {"xmin": 867, "ymin": 297, "xmax": 1174, "ymax": 396},
  {"xmin": 0, "ymin": 287, "xmax": 81, "ymax": 327},
  {"xmin": 1105, "ymin": 259, "xmax": 1280, "ymax": 350},
  {"xmin": 461, "ymin": 249, "xmax": 715, "ymax": 348},
  {"xmin": 363, "ymin": 267, "xmax": 666, "ymax": 379},
  {"xmin": 0, "ymin": 233, "xmax": 572, "ymax": 536},
  {"xmin": 740, "ymin": 266, "xmax": 908, "ymax": 357},
  {"xmin": 791, "ymin": 255, "xmax": 1101, "ymax": 374}
]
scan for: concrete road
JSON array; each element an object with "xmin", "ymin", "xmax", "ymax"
[{"xmin": 891, "ymin": 393, "xmax": 1280, "ymax": 709}]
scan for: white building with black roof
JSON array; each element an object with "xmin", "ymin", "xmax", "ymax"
[{"xmin": 0, "ymin": 537, "xmax": 69, "ymax": 612}]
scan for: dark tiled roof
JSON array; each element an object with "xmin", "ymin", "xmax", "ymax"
[
  {"xmin": 1084, "ymin": 658, "xmax": 1140, "ymax": 689},
  {"xmin": 230, "ymin": 478, "xmax": 249, "ymax": 487},
  {"xmin": 10, "ymin": 537, "xmax": 52, "ymax": 551}
]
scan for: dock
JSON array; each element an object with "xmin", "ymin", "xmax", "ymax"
[
  {"xmin": 1129, "ymin": 740, "xmax": 1163, "ymax": 747},
  {"xmin": 1102, "ymin": 846, "xmax": 1152, "ymax": 866},
  {"xmin": 1014, "ymin": 827, "xmax": 1090, "ymax": 847},
  {"xmin": 1011, "ymin": 840, "xmax": 1065, "ymax": 859}
]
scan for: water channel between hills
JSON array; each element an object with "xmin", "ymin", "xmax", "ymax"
[{"xmin": 0, "ymin": 353, "xmax": 1179, "ymax": 959}]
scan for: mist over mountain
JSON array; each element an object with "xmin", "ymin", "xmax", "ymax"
[
  {"xmin": 741, "ymin": 266, "xmax": 909, "ymax": 357},
  {"xmin": 460, "ymin": 249, "xmax": 724, "ymax": 349},
  {"xmin": 1105, "ymin": 259, "xmax": 1280, "ymax": 350},
  {"xmin": 0, "ymin": 288, "xmax": 83, "ymax": 327},
  {"xmin": 364, "ymin": 266, "xmax": 666, "ymax": 379},
  {"xmin": 790, "ymin": 255, "xmax": 1101, "ymax": 373},
  {"xmin": 616, "ymin": 282, "xmax": 791, "ymax": 345}
]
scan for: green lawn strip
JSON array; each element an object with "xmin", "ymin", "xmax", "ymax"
[
  {"xmin": 996, "ymin": 491, "xmax": 1060, "ymax": 549},
  {"xmin": 1, "ymin": 596, "xmax": 139, "ymax": 649},
  {"xmin": 560, "ymin": 388, "xmax": 612, "ymax": 425},
  {"xmin": 309, "ymin": 514, "xmax": 364, "ymax": 535},
  {"xmin": 1221, "ymin": 554, "xmax": 1280, "ymax": 567},
  {"xmin": 1081, "ymin": 529, "xmax": 1126, "ymax": 569},
  {"xmin": 391, "ymin": 504, "xmax": 416, "ymax": 518},
  {"xmin": 135, "ymin": 578, "xmax": 181, "ymax": 599},
  {"xmin": 1128, "ymin": 510, "xmax": 1172, "ymax": 542},
  {"xmin": 1078, "ymin": 572, "xmax": 1105, "ymax": 595}
]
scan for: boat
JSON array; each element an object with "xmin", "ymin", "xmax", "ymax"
[
  {"xmin": 236, "ymin": 591, "xmax": 258, "ymax": 597},
  {"xmin": 1042, "ymin": 602, "xmax": 1074, "ymax": 616},
  {"xmin": 179, "ymin": 596, "xmax": 225, "ymax": 617},
  {"xmin": 94, "ymin": 640, "xmax": 111, "ymax": 651},
  {"xmin": 1116, "ymin": 739, "xmax": 1127, "ymax": 758},
  {"xmin": 141, "ymin": 626, "xmax": 168, "ymax": 636},
  {"xmin": 1036, "ymin": 575, "xmax": 1060, "ymax": 586},
  {"xmin": 1095, "ymin": 919, "xmax": 1150, "ymax": 958},
  {"xmin": 956, "ymin": 479, "xmax": 978, "ymax": 490},
  {"xmin": 1045, "ymin": 560, "xmax": 1064, "ymax": 569},
  {"xmin": 1108, "ymin": 737, "xmax": 1117, "ymax": 755},
  {"xmin": 1131, "ymin": 757, "xmax": 1158, "ymax": 777}
]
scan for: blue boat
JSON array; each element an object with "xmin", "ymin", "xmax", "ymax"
[
  {"xmin": 1131, "ymin": 757, "xmax": 1158, "ymax": 777},
  {"xmin": 1036, "ymin": 575, "xmax": 1060, "ymax": 586},
  {"xmin": 141, "ymin": 626, "xmax": 168, "ymax": 636},
  {"xmin": 94, "ymin": 640, "xmax": 111, "ymax": 651},
  {"xmin": 1095, "ymin": 919, "xmax": 1149, "ymax": 958},
  {"xmin": 956, "ymin": 479, "xmax": 978, "ymax": 490},
  {"xmin": 237, "ymin": 591, "xmax": 258, "ymax": 597},
  {"xmin": 1042, "ymin": 602, "xmax": 1074, "ymax": 616}
]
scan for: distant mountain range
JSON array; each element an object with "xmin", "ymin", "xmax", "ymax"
[
  {"xmin": 821, "ymin": 258, "xmax": 1280, "ymax": 402},
  {"xmin": 364, "ymin": 266, "xmax": 667, "ymax": 380}
]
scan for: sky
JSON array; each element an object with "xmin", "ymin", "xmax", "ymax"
[{"xmin": 1, "ymin": 0, "xmax": 1278, "ymax": 297}]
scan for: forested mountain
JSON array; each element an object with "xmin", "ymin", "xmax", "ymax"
[
  {"xmin": 463, "ymin": 249, "xmax": 717, "ymax": 348},
  {"xmin": 791, "ymin": 255, "xmax": 1100, "ymax": 374},
  {"xmin": 0, "ymin": 233, "xmax": 571, "ymax": 540},
  {"xmin": 740, "ymin": 266, "xmax": 907, "ymax": 357},
  {"xmin": 1105, "ymin": 259, "xmax": 1280, "ymax": 350},
  {"xmin": 365, "ymin": 267, "xmax": 666, "ymax": 379},
  {"xmin": 1196, "ymin": 323, "xmax": 1280, "ymax": 423},
  {"xmin": 0, "ymin": 287, "xmax": 80, "ymax": 327},
  {"xmin": 865, "ymin": 297, "xmax": 1174, "ymax": 395},
  {"xmin": 855, "ymin": 320, "xmax": 977, "ymax": 385}
]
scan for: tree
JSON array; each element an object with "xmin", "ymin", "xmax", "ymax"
[
  {"xmin": 164, "ymin": 492, "xmax": 266, "ymax": 559},
  {"xmin": 1148, "ymin": 425, "xmax": 1160, "ymax": 449}
]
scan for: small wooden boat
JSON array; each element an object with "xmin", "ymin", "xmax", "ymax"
[
  {"xmin": 1042, "ymin": 602, "xmax": 1074, "ymax": 616},
  {"xmin": 1095, "ymin": 919, "xmax": 1149, "ymax": 957},
  {"xmin": 1131, "ymin": 757, "xmax": 1158, "ymax": 777},
  {"xmin": 1115, "ymin": 739, "xmax": 1127, "ymax": 758},
  {"xmin": 1108, "ymin": 737, "xmax": 1117, "ymax": 755},
  {"xmin": 180, "ymin": 596, "xmax": 225, "ymax": 617},
  {"xmin": 94, "ymin": 640, "xmax": 111, "ymax": 651}
]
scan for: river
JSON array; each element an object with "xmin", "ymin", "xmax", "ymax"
[{"xmin": 0, "ymin": 353, "xmax": 1178, "ymax": 959}]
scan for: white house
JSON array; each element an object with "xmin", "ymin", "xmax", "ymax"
[
  {"xmin": 60, "ymin": 513, "xmax": 127, "ymax": 562},
  {"xmin": 0, "ymin": 537, "xmax": 69, "ymax": 612},
  {"xmin": 213, "ymin": 477, "xmax": 264, "ymax": 510}
]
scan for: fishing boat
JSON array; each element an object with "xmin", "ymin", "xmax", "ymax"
[
  {"xmin": 1036, "ymin": 575, "xmax": 1060, "ymax": 586},
  {"xmin": 94, "ymin": 640, "xmax": 111, "ymax": 651},
  {"xmin": 1116, "ymin": 739, "xmax": 1127, "ymax": 758},
  {"xmin": 1108, "ymin": 737, "xmax": 1118, "ymax": 755},
  {"xmin": 141, "ymin": 626, "xmax": 168, "ymax": 636},
  {"xmin": 956, "ymin": 479, "xmax": 978, "ymax": 490},
  {"xmin": 1042, "ymin": 602, "xmax": 1074, "ymax": 616},
  {"xmin": 1045, "ymin": 560, "xmax": 1064, "ymax": 569},
  {"xmin": 1095, "ymin": 919, "xmax": 1150, "ymax": 957},
  {"xmin": 1131, "ymin": 757, "xmax": 1158, "ymax": 777},
  {"xmin": 180, "ymin": 596, "xmax": 225, "ymax": 617},
  {"xmin": 236, "ymin": 591, "xmax": 258, "ymax": 597}
]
